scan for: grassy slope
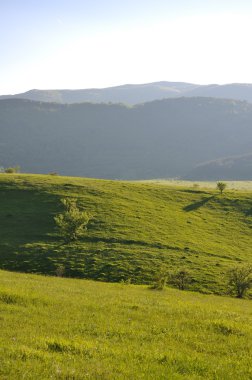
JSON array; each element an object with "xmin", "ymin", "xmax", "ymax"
[
  {"xmin": 0, "ymin": 174, "xmax": 252, "ymax": 294},
  {"xmin": 140, "ymin": 179, "xmax": 252, "ymax": 191},
  {"xmin": 0, "ymin": 269, "xmax": 251, "ymax": 379}
]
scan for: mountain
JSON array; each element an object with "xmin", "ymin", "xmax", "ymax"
[
  {"xmin": 1, "ymin": 97, "xmax": 252, "ymax": 179},
  {"xmin": 186, "ymin": 153, "xmax": 252, "ymax": 180},
  {"xmin": 2, "ymin": 82, "xmax": 252, "ymax": 104},
  {"xmin": 0, "ymin": 82, "xmax": 199, "ymax": 104}
]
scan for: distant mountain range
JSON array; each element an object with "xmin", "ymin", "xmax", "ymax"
[
  {"xmin": 2, "ymin": 81, "xmax": 252, "ymax": 105},
  {"xmin": 1, "ymin": 97, "xmax": 252, "ymax": 180},
  {"xmin": 185, "ymin": 153, "xmax": 252, "ymax": 180}
]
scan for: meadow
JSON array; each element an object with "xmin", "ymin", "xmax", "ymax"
[
  {"xmin": 0, "ymin": 269, "xmax": 251, "ymax": 379},
  {"xmin": 0, "ymin": 174, "xmax": 252, "ymax": 295},
  {"xmin": 139, "ymin": 179, "xmax": 252, "ymax": 191}
]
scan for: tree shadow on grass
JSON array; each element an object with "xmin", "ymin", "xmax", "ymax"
[
  {"xmin": 0, "ymin": 240, "xmax": 136, "ymax": 282},
  {"xmin": 183, "ymin": 196, "xmax": 215, "ymax": 212},
  {"xmin": 244, "ymin": 207, "xmax": 252, "ymax": 216},
  {"xmin": 0, "ymin": 240, "xmax": 88, "ymax": 278},
  {"xmin": 178, "ymin": 189, "xmax": 209, "ymax": 194}
]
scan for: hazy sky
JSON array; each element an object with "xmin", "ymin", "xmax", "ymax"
[{"xmin": 1, "ymin": 0, "xmax": 252, "ymax": 94}]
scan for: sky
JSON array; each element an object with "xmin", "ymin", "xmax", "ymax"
[{"xmin": 1, "ymin": 0, "xmax": 252, "ymax": 94}]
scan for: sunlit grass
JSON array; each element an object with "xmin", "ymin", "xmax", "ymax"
[
  {"xmin": 137, "ymin": 178, "xmax": 252, "ymax": 191},
  {"xmin": 0, "ymin": 173, "xmax": 252, "ymax": 295},
  {"xmin": 0, "ymin": 270, "xmax": 251, "ymax": 379}
]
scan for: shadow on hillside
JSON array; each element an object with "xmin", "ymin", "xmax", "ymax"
[
  {"xmin": 183, "ymin": 196, "xmax": 215, "ymax": 212},
  {"xmin": 244, "ymin": 207, "xmax": 252, "ymax": 216},
  {"xmin": 82, "ymin": 236, "xmax": 167, "ymax": 249},
  {"xmin": 178, "ymin": 189, "xmax": 209, "ymax": 194},
  {"xmin": 0, "ymin": 240, "xmax": 91, "ymax": 278}
]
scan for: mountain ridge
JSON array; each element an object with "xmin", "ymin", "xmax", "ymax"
[{"xmin": 2, "ymin": 81, "xmax": 252, "ymax": 105}]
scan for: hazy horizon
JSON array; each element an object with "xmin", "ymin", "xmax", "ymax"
[
  {"xmin": 4, "ymin": 80, "xmax": 252, "ymax": 97},
  {"xmin": 1, "ymin": 0, "xmax": 252, "ymax": 95}
]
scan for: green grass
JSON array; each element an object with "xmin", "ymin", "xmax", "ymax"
[
  {"xmin": 0, "ymin": 269, "xmax": 251, "ymax": 379},
  {"xmin": 0, "ymin": 173, "xmax": 252, "ymax": 295},
  {"xmin": 137, "ymin": 179, "xmax": 252, "ymax": 191}
]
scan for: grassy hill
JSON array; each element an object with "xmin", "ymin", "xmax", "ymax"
[
  {"xmin": 0, "ymin": 269, "xmax": 251, "ymax": 379},
  {"xmin": 0, "ymin": 174, "xmax": 252, "ymax": 295}
]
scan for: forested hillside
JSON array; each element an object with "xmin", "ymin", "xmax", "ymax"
[{"xmin": 1, "ymin": 97, "xmax": 252, "ymax": 179}]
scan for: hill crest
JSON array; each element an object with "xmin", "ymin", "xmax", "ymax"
[{"xmin": 3, "ymin": 81, "xmax": 252, "ymax": 104}]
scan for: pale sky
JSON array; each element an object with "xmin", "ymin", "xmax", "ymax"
[{"xmin": 1, "ymin": 0, "xmax": 252, "ymax": 94}]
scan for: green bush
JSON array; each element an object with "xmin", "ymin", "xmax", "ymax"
[
  {"xmin": 227, "ymin": 265, "xmax": 252, "ymax": 298},
  {"xmin": 169, "ymin": 269, "xmax": 192, "ymax": 290},
  {"xmin": 4, "ymin": 166, "xmax": 20, "ymax": 173},
  {"xmin": 55, "ymin": 264, "xmax": 65, "ymax": 277},
  {"xmin": 54, "ymin": 198, "xmax": 93, "ymax": 243},
  {"xmin": 150, "ymin": 268, "xmax": 168, "ymax": 290}
]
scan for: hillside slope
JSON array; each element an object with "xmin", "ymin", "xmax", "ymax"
[
  {"xmin": 0, "ymin": 174, "xmax": 252, "ymax": 295},
  {"xmin": 185, "ymin": 153, "xmax": 252, "ymax": 180},
  {"xmin": 1, "ymin": 97, "xmax": 252, "ymax": 179},
  {"xmin": 1, "ymin": 269, "xmax": 252, "ymax": 379}
]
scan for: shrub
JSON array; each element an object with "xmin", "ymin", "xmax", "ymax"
[
  {"xmin": 150, "ymin": 268, "xmax": 168, "ymax": 290},
  {"xmin": 4, "ymin": 166, "xmax": 20, "ymax": 173},
  {"xmin": 170, "ymin": 268, "xmax": 191, "ymax": 290},
  {"xmin": 54, "ymin": 198, "xmax": 93, "ymax": 243},
  {"xmin": 55, "ymin": 265, "xmax": 65, "ymax": 277},
  {"xmin": 227, "ymin": 265, "xmax": 252, "ymax": 298}
]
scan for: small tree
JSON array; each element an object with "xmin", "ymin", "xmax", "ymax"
[
  {"xmin": 152, "ymin": 274, "xmax": 167, "ymax": 290},
  {"xmin": 150, "ymin": 267, "xmax": 168, "ymax": 290},
  {"xmin": 54, "ymin": 198, "xmax": 93, "ymax": 243},
  {"xmin": 55, "ymin": 264, "xmax": 65, "ymax": 277},
  {"xmin": 170, "ymin": 269, "xmax": 191, "ymax": 290},
  {"xmin": 217, "ymin": 181, "xmax": 227, "ymax": 195},
  {"xmin": 227, "ymin": 265, "xmax": 252, "ymax": 298}
]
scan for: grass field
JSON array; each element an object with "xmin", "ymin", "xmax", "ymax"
[
  {"xmin": 0, "ymin": 174, "xmax": 252, "ymax": 295},
  {"xmin": 0, "ymin": 269, "xmax": 251, "ymax": 379},
  {"xmin": 138, "ymin": 179, "xmax": 252, "ymax": 191}
]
